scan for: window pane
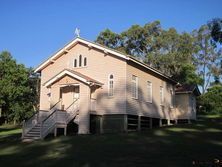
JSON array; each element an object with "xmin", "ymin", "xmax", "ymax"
[
  {"xmin": 79, "ymin": 55, "xmax": 82, "ymax": 67},
  {"xmin": 132, "ymin": 75, "xmax": 138, "ymax": 98},
  {"xmin": 84, "ymin": 57, "xmax": 87, "ymax": 66},
  {"xmin": 108, "ymin": 75, "xmax": 114, "ymax": 96},
  {"xmin": 74, "ymin": 59, "xmax": 77, "ymax": 67},
  {"xmin": 147, "ymin": 81, "xmax": 152, "ymax": 102}
]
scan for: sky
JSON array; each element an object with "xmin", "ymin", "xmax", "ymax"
[{"xmin": 0, "ymin": 0, "xmax": 221, "ymax": 68}]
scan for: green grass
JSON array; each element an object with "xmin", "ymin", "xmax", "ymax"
[{"xmin": 0, "ymin": 115, "xmax": 222, "ymax": 167}]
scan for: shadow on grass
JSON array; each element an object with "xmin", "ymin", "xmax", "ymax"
[
  {"xmin": 0, "ymin": 116, "xmax": 222, "ymax": 167},
  {"xmin": 0, "ymin": 125, "xmax": 21, "ymax": 132}
]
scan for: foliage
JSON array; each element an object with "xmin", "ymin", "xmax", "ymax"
[
  {"xmin": 96, "ymin": 29, "xmax": 121, "ymax": 49},
  {"xmin": 192, "ymin": 25, "xmax": 222, "ymax": 93},
  {"xmin": 198, "ymin": 84, "xmax": 222, "ymax": 113},
  {"xmin": 172, "ymin": 64, "xmax": 203, "ymax": 85},
  {"xmin": 208, "ymin": 18, "xmax": 222, "ymax": 44},
  {"xmin": 0, "ymin": 51, "xmax": 39, "ymax": 123},
  {"xmin": 96, "ymin": 21, "xmax": 201, "ymax": 85}
]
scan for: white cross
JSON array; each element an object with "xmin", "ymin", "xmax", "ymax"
[{"xmin": 75, "ymin": 28, "xmax": 80, "ymax": 37}]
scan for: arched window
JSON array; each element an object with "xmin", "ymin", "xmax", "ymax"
[
  {"xmin": 79, "ymin": 55, "xmax": 82, "ymax": 67},
  {"xmin": 84, "ymin": 57, "xmax": 87, "ymax": 66},
  {"xmin": 108, "ymin": 74, "xmax": 114, "ymax": 96},
  {"xmin": 74, "ymin": 59, "xmax": 77, "ymax": 67}
]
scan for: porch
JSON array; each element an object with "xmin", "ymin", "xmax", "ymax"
[{"xmin": 22, "ymin": 69, "xmax": 102, "ymax": 140}]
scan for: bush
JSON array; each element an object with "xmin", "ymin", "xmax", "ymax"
[{"xmin": 198, "ymin": 84, "xmax": 222, "ymax": 114}]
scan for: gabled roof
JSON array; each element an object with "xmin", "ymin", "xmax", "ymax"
[
  {"xmin": 175, "ymin": 84, "xmax": 201, "ymax": 96},
  {"xmin": 35, "ymin": 37, "xmax": 176, "ymax": 84},
  {"xmin": 43, "ymin": 69, "xmax": 103, "ymax": 87}
]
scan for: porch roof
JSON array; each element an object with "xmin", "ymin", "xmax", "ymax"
[
  {"xmin": 43, "ymin": 69, "xmax": 103, "ymax": 87},
  {"xmin": 175, "ymin": 84, "xmax": 201, "ymax": 96}
]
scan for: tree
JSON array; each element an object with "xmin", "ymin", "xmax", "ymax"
[
  {"xmin": 96, "ymin": 29, "xmax": 121, "ymax": 49},
  {"xmin": 192, "ymin": 25, "xmax": 222, "ymax": 93},
  {"xmin": 208, "ymin": 18, "xmax": 222, "ymax": 44},
  {"xmin": 96, "ymin": 21, "xmax": 162, "ymax": 59},
  {"xmin": 173, "ymin": 64, "xmax": 203, "ymax": 85},
  {"xmin": 198, "ymin": 84, "xmax": 222, "ymax": 113},
  {"xmin": 96, "ymin": 21, "xmax": 201, "ymax": 85},
  {"xmin": 0, "ymin": 51, "xmax": 38, "ymax": 123}
]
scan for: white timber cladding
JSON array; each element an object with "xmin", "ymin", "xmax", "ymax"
[
  {"xmin": 39, "ymin": 42, "xmax": 127, "ymax": 114},
  {"xmin": 131, "ymin": 75, "xmax": 138, "ymax": 99},
  {"xmin": 37, "ymin": 37, "xmax": 178, "ymax": 120},
  {"xmin": 147, "ymin": 81, "xmax": 152, "ymax": 103},
  {"xmin": 34, "ymin": 37, "xmax": 176, "ymax": 84},
  {"xmin": 35, "ymin": 38, "xmax": 129, "ymax": 73},
  {"xmin": 126, "ymin": 64, "xmax": 174, "ymax": 119},
  {"xmin": 43, "ymin": 70, "xmax": 93, "ymax": 87}
]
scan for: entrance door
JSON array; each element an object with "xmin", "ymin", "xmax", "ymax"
[{"xmin": 60, "ymin": 85, "xmax": 79, "ymax": 110}]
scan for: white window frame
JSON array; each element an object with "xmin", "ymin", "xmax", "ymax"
[
  {"xmin": 108, "ymin": 74, "xmax": 114, "ymax": 97},
  {"xmin": 170, "ymin": 89, "xmax": 174, "ymax": 108},
  {"xmin": 147, "ymin": 81, "xmax": 152, "ymax": 103},
  {"xmin": 132, "ymin": 75, "xmax": 138, "ymax": 99},
  {"xmin": 160, "ymin": 86, "xmax": 164, "ymax": 105}
]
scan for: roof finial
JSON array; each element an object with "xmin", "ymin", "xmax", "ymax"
[{"xmin": 75, "ymin": 28, "xmax": 80, "ymax": 37}]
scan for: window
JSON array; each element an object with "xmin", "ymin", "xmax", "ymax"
[
  {"xmin": 108, "ymin": 74, "xmax": 114, "ymax": 96},
  {"xmin": 84, "ymin": 57, "xmax": 87, "ymax": 66},
  {"xmin": 160, "ymin": 86, "xmax": 164, "ymax": 105},
  {"xmin": 147, "ymin": 81, "xmax": 152, "ymax": 103},
  {"xmin": 191, "ymin": 96, "xmax": 196, "ymax": 111},
  {"xmin": 47, "ymin": 88, "xmax": 51, "ymax": 101},
  {"xmin": 79, "ymin": 55, "xmax": 82, "ymax": 67},
  {"xmin": 74, "ymin": 59, "xmax": 77, "ymax": 67},
  {"xmin": 170, "ymin": 89, "xmax": 174, "ymax": 107},
  {"xmin": 132, "ymin": 75, "xmax": 138, "ymax": 99}
]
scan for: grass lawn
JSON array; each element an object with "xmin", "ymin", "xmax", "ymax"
[{"xmin": 0, "ymin": 115, "xmax": 222, "ymax": 167}]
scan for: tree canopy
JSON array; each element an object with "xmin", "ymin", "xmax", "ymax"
[
  {"xmin": 208, "ymin": 18, "xmax": 222, "ymax": 44},
  {"xmin": 0, "ymin": 51, "xmax": 39, "ymax": 123},
  {"xmin": 95, "ymin": 21, "xmax": 203, "ymax": 85},
  {"xmin": 198, "ymin": 84, "xmax": 222, "ymax": 113}
]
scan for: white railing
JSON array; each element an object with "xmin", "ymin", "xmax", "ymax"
[
  {"xmin": 91, "ymin": 98, "xmax": 96, "ymax": 111},
  {"xmin": 40, "ymin": 110, "xmax": 57, "ymax": 139},
  {"xmin": 22, "ymin": 100, "xmax": 61, "ymax": 139},
  {"xmin": 65, "ymin": 98, "xmax": 79, "ymax": 123},
  {"xmin": 40, "ymin": 99, "xmax": 79, "ymax": 139},
  {"xmin": 22, "ymin": 112, "xmax": 38, "ymax": 138}
]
